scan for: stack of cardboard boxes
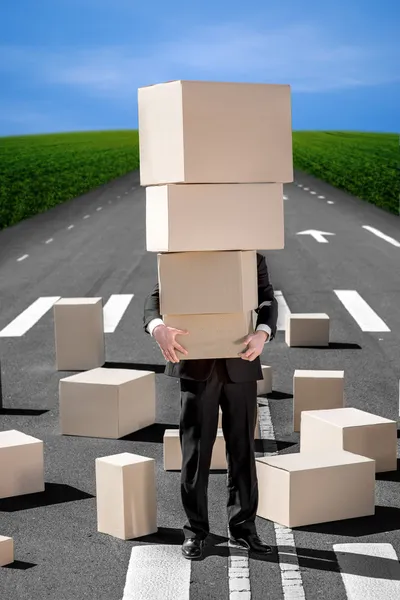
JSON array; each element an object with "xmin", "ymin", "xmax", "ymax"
[{"xmin": 138, "ymin": 80, "xmax": 293, "ymax": 358}]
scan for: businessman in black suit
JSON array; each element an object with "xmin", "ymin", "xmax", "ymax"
[{"xmin": 143, "ymin": 252, "xmax": 278, "ymax": 559}]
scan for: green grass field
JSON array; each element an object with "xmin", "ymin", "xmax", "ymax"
[{"xmin": 0, "ymin": 130, "xmax": 398, "ymax": 231}]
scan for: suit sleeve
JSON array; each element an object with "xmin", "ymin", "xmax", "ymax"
[
  {"xmin": 143, "ymin": 282, "xmax": 162, "ymax": 335},
  {"xmin": 254, "ymin": 253, "xmax": 278, "ymax": 341}
]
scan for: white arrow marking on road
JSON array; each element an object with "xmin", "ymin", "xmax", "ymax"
[
  {"xmin": 362, "ymin": 225, "xmax": 400, "ymax": 247},
  {"xmin": 333, "ymin": 543, "xmax": 400, "ymax": 600},
  {"xmin": 297, "ymin": 230, "xmax": 335, "ymax": 243}
]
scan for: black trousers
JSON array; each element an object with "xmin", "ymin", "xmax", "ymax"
[{"xmin": 179, "ymin": 359, "xmax": 259, "ymax": 540}]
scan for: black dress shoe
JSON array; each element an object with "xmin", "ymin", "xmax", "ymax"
[
  {"xmin": 229, "ymin": 532, "xmax": 273, "ymax": 555},
  {"xmin": 182, "ymin": 537, "xmax": 204, "ymax": 559}
]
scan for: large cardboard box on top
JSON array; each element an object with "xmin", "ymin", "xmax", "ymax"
[
  {"xmin": 146, "ymin": 182, "xmax": 284, "ymax": 252},
  {"xmin": 164, "ymin": 311, "xmax": 254, "ymax": 360},
  {"xmin": 158, "ymin": 250, "xmax": 257, "ymax": 315},
  {"xmin": 138, "ymin": 80, "xmax": 293, "ymax": 186},
  {"xmin": 256, "ymin": 451, "xmax": 375, "ymax": 528}
]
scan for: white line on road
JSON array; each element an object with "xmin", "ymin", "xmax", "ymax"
[
  {"xmin": 310, "ymin": 191, "xmax": 316, "ymax": 195},
  {"xmin": 103, "ymin": 294, "xmax": 134, "ymax": 333},
  {"xmin": 275, "ymin": 291, "xmax": 291, "ymax": 331},
  {"xmin": 303, "ymin": 187, "xmax": 309, "ymax": 191},
  {"xmin": 67, "ymin": 225, "xmax": 74, "ymax": 230},
  {"xmin": 298, "ymin": 184, "xmax": 303, "ymax": 188},
  {"xmin": 327, "ymin": 201, "xmax": 335, "ymax": 204},
  {"xmin": 17, "ymin": 254, "xmax": 29, "ymax": 262},
  {"xmin": 45, "ymin": 238, "xmax": 53, "ymax": 244},
  {"xmin": 96, "ymin": 207, "xmax": 102, "ymax": 211},
  {"xmin": 258, "ymin": 398, "xmax": 306, "ymax": 600},
  {"xmin": 0, "ymin": 297, "xmax": 61, "ymax": 337},
  {"xmin": 283, "ymin": 195, "xmax": 288, "ymax": 200},
  {"xmin": 122, "ymin": 545, "xmax": 190, "ymax": 600},
  {"xmin": 333, "ymin": 543, "xmax": 400, "ymax": 600},
  {"xmin": 334, "ymin": 290, "xmax": 390, "ymax": 332},
  {"xmin": 318, "ymin": 195, "xmax": 325, "ymax": 199},
  {"xmin": 83, "ymin": 214, "xmax": 90, "ymax": 219},
  {"xmin": 362, "ymin": 225, "xmax": 400, "ymax": 248}
]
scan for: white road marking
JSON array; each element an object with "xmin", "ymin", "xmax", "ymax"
[
  {"xmin": 310, "ymin": 191, "xmax": 316, "ymax": 195},
  {"xmin": 303, "ymin": 187, "xmax": 309, "ymax": 191},
  {"xmin": 0, "ymin": 297, "xmax": 61, "ymax": 337},
  {"xmin": 362, "ymin": 225, "xmax": 400, "ymax": 248},
  {"xmin": 122, "ymin": 545, "xmax": 190, "ymax": 600},
  {"xmin": 67, "ymin": 225, "xmax": 74, "ymax": 230},
  {"xmin": 327, "ymin": 201, "xmax": 335, "ymax": 204},
  {"xmin": 334, "ymin": 290, "xmax": 390, "ymax": 332},
  {"xmin": 45, "ymin": 238, "xmax": 53, "ymax": 244},
  {"xmin": 17, "ymin": 254, "xmax": 29, "ymax": 262},
  {"xmin": 227, "ymin": 543, "xmax": 251, "ymax": 599},
  {"xmin": 96, "ymin": 207, "xmax": 102, "ymax": 211},
  {"xmin": 275, "ymin": 291, "xmax": 291, "ymax": 331},
  {"xmin": 333, "ymin": 543, "xmax": 400, "ymax": 600},
  {"xmin": 103, "ymin": 294, "xmax": 134, "ymax": 333},
  {"xmin": 283, "ymin": 195, "xmax": 288, "ymax": 200},
  {"xmin": 318, "ymin": 195, "xmax": 325, "ymax": 199},
  {"xmin": 83, "ymin": 214, "xmax": 90, "ymax": 219},
  {"xmin": 297, "ymin": 230, "xmax": 335, "ymax": 243},
  {"xmin": 298, "ymin": 184, "xmax": 303, "ymax": 188},
  {"xmin": 258, "ymin": 397, "xmax": 306, "ymax": 600}
]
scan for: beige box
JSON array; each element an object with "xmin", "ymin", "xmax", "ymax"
[
  {"xmin": 300, "ymin": 408, "xmax": 397, "ymax": 473},
  {"xmin": 218, "ymin": 406, "xmax": 260, "ymax": 438},
  {"xmin": 0, "ymin": 536, "xmax": 14, "ymax": 566},
  {"xmin": 54, "ymin": 298, "xmax": 105, "ymax": 371},
  {"xmin": 293, "ymin": 369, "xmax": 344, "ymax": 432},
  {"xmin": 138, "ymin": 80, "xmax": 293, "ymax": 185},
  {"xmin": 164, "ymin": 428, "xmax": 227, "ymax": 470},
  {"xmin": 59, "ymin": 368, "xmax": 156, "ymax": 439},
  {"xmin": 96, "ymin": 452, "xmax": 157, "ymax": 540},
  {"xmin": 164, "ymin": 312, "xmax": 253, "ymax": 359},
  {"xmin": 257, "ymin": 365, "xmax": 272, "ymax": 396},
  {"xmin": 256, "ymin": 451, "xmax": 375, "ymax": 528},
  {"xmin": 0, "ymin": 430, "xmax": 44, "ymax": 499},
  {"xmin": 146, "ymin": 183, "xmax": 284, "ymax": 252},
  {"xmin": 158, "ymin": 251, "xmax": 257, "ymax": 315},
  {"xmin": 286, "ymin": 313, "xmax": 330, "ymax": 347}
]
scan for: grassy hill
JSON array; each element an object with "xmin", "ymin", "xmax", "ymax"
[{"xmin": 0, "ymin": 130, "xmax": 398, "ymax": 231}]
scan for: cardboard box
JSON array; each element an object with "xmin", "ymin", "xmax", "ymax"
[
  {"xmin": 257, "ymin": 365, "xmax": 272, "ymax": 396},
  {"xmin": 286, "ymin": 313, "xmax": 330, "ymax": 347},
  {"xmin": 218, "ymin": 406, "xmax": 260, "ymax": 438},
  {"xmin": 59, "ymin": 368, "xmax": 156, "ymax": 439},
  {"xmin": 164, "ymin": 428, "xmax": 227, "ymax": 470},
  {"xmin": 146, "ymin": 183, "xmax": 284, "ymax": 252},
  {"xmin": 158, "ymin": 251, "xmax": 257, "ymax": 315},
  {"xmin": 54, "ymin": 298, "xmax": 105, "ymax": 371},
  {"xmin": 300, "ymin": 408, "xmax": 397, "ymax": 473},
  {"xmin": 163, "ymin": 311, "xmax": 253, "ymax": 359},
  {"xmin": 0, "ymin": 430, "xmax": 44, "ymax": 499},
  {"xmin": 0, "ymin": 536, "xmax": 14, "ymax": 566},
  {"xmin": 96, "ymin": 452, "xmax": 157, "ymax": 540},
  {"xmin": 138, "ymin": 80, "xmax": 293, "ymax": 185},
  {"xmin": 256, "ymin": 451, "xmax": 375, "ymax": 528},
  {"xmin": 293, "ymin": 369, "xmax": 344, "ymax": 432}
]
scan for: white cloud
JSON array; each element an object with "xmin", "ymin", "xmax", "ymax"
[{"xmin": 0, "ymin": 20, "xmax": 398, "ymax": 107}]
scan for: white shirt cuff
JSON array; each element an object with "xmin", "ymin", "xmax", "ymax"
[
  {"xmin": 147, "ymin": 318, "xmax": 165, "ymax": 336},
  {"xmin": 255, "ymin": 324, "xmax": 272, "ymax": 343}
]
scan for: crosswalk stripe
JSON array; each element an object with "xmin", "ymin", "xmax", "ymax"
[
  {"xmin": 103, "ymin": 294, "xmax": 134, "ymax": 333},
  {"xmin": 333, "ymin": 543, "xmax": 400, "ymax": 599},
  {"xmin": 122, "ymin": 545, "xmax": 191, "ymax": 600},
  {"xmin": 334, "ymin": 290, "xmax": 390, "ymax": 332},
  {"xmin": 0, "ymin": 297, "xmax": 61, "ymax": 337},
  {"xmin": 275, "ymin": 291, "xmax": 291, "ymax": 331}
]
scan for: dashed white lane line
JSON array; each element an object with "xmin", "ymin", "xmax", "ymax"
[
  {"xmin": 333, "ymin": 543, "xmax": 400, "ymax": 600},
  {"xmin": 17, "ymin": 254, "xmax": 29, "ymax": 262},
  {"xmin": 310, "ymin": 191, "xmax": 316, "ymax": 195},
  {"xmin": 258, "ymin": 398, "xmax": 306, "ymax": 600},
  {"xmin": 275, "ymin": 291, "xmax": 291, "ymax": 331},
  {"xmin": 0, "ymin": 296, "xmax": 60, "ymax": 337},
  {"xmin": 103, "ymin": 294, "xmax": 134, "ymax": 333},
  {"xmin": 334, "ymin": 290, "xmax": 391, "ymax": 332},
  {"xmin": 227, "ymin": 543, "xmax": 251, "ymax": 599},
  {"xmin": 362, "ymin": 225, "xmax": 400, "ymax": 248},
  {"xmin": 67, "ymin": 225, "xmax": 74, "ymax": 230},
  {"xmin": 327, "ymin": 201, "xmax": 335, "ymax": 204},
  {"xmin": 298, "ymin": 184, "xmax": 303, "ymax": 188},
  {"xmin": 45, "ymin": 238, "xmax": 53, "ymax": 244},
  {"xmin": 122, "ymin": 545, "xmax": 190, "ymax": 600},
  {"xmin": 283, "ymin": 195, "xmax": 288, "ymax": 200},
  {"xmin": 303, "ymin": 187, "xmax": 309, "ymax": 191},
  {"xmin": 96, "ymin": 206, "xmax": 102, "ymax": 211},
  {"xmin": 318, "ymin": 195, "xmax": 325, "ymax": 199},
  {"xmin": 83, "ymin": 214, "xmax": 90, "ymax": 219}
]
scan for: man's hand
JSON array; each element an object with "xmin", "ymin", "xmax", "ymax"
[
  {"xmin": 238, "ymin": 330, "xmax": 269, "ymax": 361},
  {"xmin": 153, "ymin": 324, "xmax": 189, "ymax": 363}
]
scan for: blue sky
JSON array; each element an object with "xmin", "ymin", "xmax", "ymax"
[{"xmin": 0, "ymin": 0, "xmax": 399, "ymax": 136}]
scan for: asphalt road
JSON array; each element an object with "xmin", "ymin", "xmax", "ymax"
[{"xmin": 0, "ymin": 170, "xmax": 399, "ymax": 600}]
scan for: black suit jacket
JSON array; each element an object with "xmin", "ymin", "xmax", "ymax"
[{"xmin": 143, "ymin": 252, "xmax": 278, "ymax": 382}]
